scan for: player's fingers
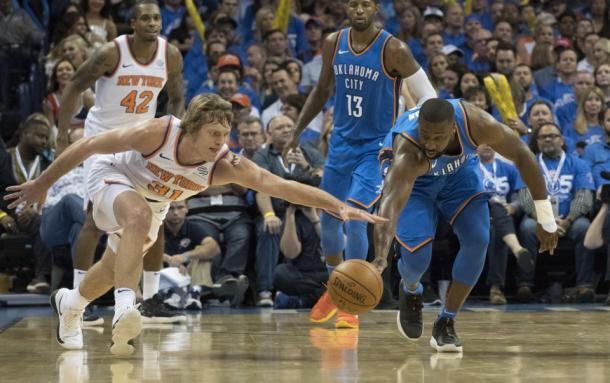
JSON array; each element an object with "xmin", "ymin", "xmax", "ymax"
[
  {"xmin": 4, "ymin": 192, "xmax": 22, "ymax": 201},
  {"xmin": 7, "ymin": 198, "xmax": 23, "ymax": 210}
]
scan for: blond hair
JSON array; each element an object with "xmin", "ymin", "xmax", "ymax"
[
  {"xmin": 181, "ymin": 94, "xmax": 233, "ymax": 134},
  {"xmin": 574, "ymin": 86, "xmax": 605, "ymax": 135}
]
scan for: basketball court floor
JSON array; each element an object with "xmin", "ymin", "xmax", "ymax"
[{"xmin": 1, "ymin": 305, "xmax": 609, "ymax": 382}]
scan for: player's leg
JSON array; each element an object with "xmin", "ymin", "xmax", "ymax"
[
  {"xmin": 393, "ymin": 191, "xmax": 438, "ymax": 341},
  {"xmin": 432, "ymin": 196, "xmax": 490, "ymax": 352},
  {"xmin": 50, "ymin": 246, "xmax": 116, "ymax": 350},
  {"xmin": 72, "ymin": 210, "xmax": 104, "ymax": 287},
  {"xmin": 311, "ymin": 160, "xmax": 352, "ymax": 323},
  {"xmin": 330, "ymin": 150, "xmax": 384, "ymax": 328}
]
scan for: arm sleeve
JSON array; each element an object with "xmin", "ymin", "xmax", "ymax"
[{"xmin": 403, "ymin": 68, "xmax": 437, "ymax": 106}]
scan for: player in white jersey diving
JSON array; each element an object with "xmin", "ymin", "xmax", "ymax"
[
  {"xmin": 56, "ymin": 0, "xmax": 185, "ymax": 324},
  {"xmin": 5, "ymin": 94, "xmax": 387, "ymax": 355}
]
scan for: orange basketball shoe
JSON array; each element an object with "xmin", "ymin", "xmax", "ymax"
[
  {"xmin": 335, "ymin": 311, "xmax": 359, "ymax": 329},
  {"xmin": 309, "ymin": 290, "xmax": 337, "ymax": 323}
]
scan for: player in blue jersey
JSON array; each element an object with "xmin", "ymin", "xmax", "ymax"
[
  {"xmin": 284, "ymin": 0, "xmax": 436, "ymax": 329},
  {"xmin": 372, "ymin": 98, "xmax": 558, "ymax": 353}
]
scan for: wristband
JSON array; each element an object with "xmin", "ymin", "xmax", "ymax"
[
  {"xmin": 264, "ymin": 212, "xmax": 276, "ymax": 218},
  {"xmin": 0, "ymin": 211, "xmax": 6, "ymax": 220},
  {"xmin": 534, "ymin": 199, "xmax": 558, "ymax": 233}
]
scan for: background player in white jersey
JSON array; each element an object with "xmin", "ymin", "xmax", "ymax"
[
  {"xmin": 5, "ymin": 94, "xmax": 386, "ymax": 355},
  {"xmin": 56, "ymin": 0, "xmax": 185, "ymax": 324}
]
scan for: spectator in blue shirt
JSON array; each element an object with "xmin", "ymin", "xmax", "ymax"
[
  {"xmin": 541, "ymin": 46, "xmax": 578, "ymax": 106},
  {"xmin": 556, "ymin": 71, "xmax": 595, "ymax": 129},
  {"xmin": 442, "ymin": 2, "xmax": 465, "ymax": 50},
  {"xmin": 564, "ymin": 87, "xmax": 606, "ymax": 154},
  {"xmin": 516, "ymin": 122, "xmax": 595, "ymax": 302},
  {"xmin": 583, "ymin": 107, "xmax": 610, "ymax": 188}
]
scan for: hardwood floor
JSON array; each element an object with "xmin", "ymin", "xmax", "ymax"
[{"xmin": 1, "ymin": 309, "xmax": 609, "ymax": 382}]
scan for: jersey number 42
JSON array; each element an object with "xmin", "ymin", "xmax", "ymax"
[{"xmin": 120, "ymin": 90, "xmax": 153, "ymax": 114}]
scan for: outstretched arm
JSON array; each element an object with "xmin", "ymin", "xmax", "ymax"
[
  {"xmin": 465, "ymin": 101, "xmax": 558, "ymax": 253},
  {"xmin": 4, "ymin": 119, "xmax": 167, "ymax": 210},
  {"xmin": 372, "ymin": 136, "xmax": 429, "ymax": 271},
  {"xmin": 57, "ymin": 42, "xmax": 119, "ymax": 153},
  {"xmin": 212, "ymin": 156, "xmax": 387, "ymax": 223}
]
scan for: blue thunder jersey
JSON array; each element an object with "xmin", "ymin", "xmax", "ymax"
[
  {"xmin": 332, "ymin": 28, "xmax": 401, "ymax": 141},
  {"xmin": 383, "ymin": 99, "xmax": 479, "ymax": 178},
  {"xmin": 514, "ymin": 152, "xmax": 595, "ymax": 217},
  {"xmin": 479, "ymin": 158, "xmax": 522, "ymax": 201}
]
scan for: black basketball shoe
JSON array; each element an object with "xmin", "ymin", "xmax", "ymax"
[
  {"xmin": 397, "ymin": 280, "xmax": 424, "ymax": 340},
  {"xmin": 430, "ymin": 316, "xmax": 463, "ymax": 353}
]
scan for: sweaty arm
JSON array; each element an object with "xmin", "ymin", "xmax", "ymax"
[
  {"xmin": 213, "ymin": 157, "xmax": 346, "ymax": 214},
  {"xmin": 166, "ymin": 43, "xmax": 185, "ymax": 118},
  {"xmin": 372, "ymin": 136, "xmax": 430, "ymax": 271},
  {"xmin": 5, "ymin": 119, "xmax": 168, "ymax": 210},
  {"xmin": 384, "ymin": 38, "xmax": 436, "ymax": 106},
  {"xmin": 57, "ymin": 43, "xmax": 119, "ymax": 152},
  {"xmin": 465, "ymin": 101, "xmax": 557, "ymax": 234},
  {"xmin": 290, "ymin": 33, "xmax": 338, "ymax": 145}
]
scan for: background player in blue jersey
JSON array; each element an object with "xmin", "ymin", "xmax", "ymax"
[
  {"xmin": 283, "ymin": 0, "xmax": 436, "ymax": 329},
  {"xmin": 373, "ymin": 99, "xmax": 558, "ymax": 353}
]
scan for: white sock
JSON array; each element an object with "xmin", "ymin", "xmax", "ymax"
[
  {"xmin": 73, "ymin": 269, "xmax": 87, "ymax": 289},
  {"xmin": 65, "ymin": 288, "xmax": 90, "ymax": 311},
  {"xmin": 114, "ymin": 288, "xmax": 136, "ymax": 311},
  {"xmin": 142, "ymin": 271, "xmax": 160, "ymax": 300}
]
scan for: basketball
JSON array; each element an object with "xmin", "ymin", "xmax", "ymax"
[{"xmin": 328, "ymin": 260, "xmax": 383, "ymax": 315}]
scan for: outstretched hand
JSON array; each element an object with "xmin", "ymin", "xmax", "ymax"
[
  {"xmin": 338, "ymin": 205, "xmax": 388, "ymax": 224},
  {"xmin": 3, "ymin": 181, "xmax": 48, "ymax": 212},
  {"xmin": 536, "ymin": 224, "xmax": 558, "ymax": 255}
]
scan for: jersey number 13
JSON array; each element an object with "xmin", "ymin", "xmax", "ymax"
[{"xmin": 346, "ymin": 95, "xmax": 363, "ymax": 117}]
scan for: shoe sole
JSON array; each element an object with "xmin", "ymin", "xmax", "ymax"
[
  {"xmin": 111, "ymin": 310, "xmax": 142, "ymax": 356},
  {"xmin": 429, "ymin": 336, "xmax": 463, "ymax": 353},
  {"xmin": 335, "ymin": 319, "xmax": 359, "ymax": 329},
  {"xmin": 309, "ymin": 307, "xmax": 337, "ymax": 323},
  {"xmin": 50, "ymin": 289, "xmax": 83, "ymax": 350},
  {"xmin": 396, "ymin": 311, "xmax": 423, "ymax": 341}
]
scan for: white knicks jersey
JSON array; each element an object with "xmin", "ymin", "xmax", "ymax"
[
  {"xmin": 85, "ymin": 35, "xmax": 168, "ymax": 137},
  {"xmin": 91, "ymin": 116, "xmax": 229, "ymax": 202}
]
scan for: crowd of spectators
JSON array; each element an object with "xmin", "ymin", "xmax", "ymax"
[{"xmin": 1, "ymin": 0, "xmax": 610, "ymax": 308}]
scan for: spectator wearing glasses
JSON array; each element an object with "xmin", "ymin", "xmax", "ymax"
[{"xmin": 516, "ymin": 122, "xmax": 595, "ymax": 302}]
